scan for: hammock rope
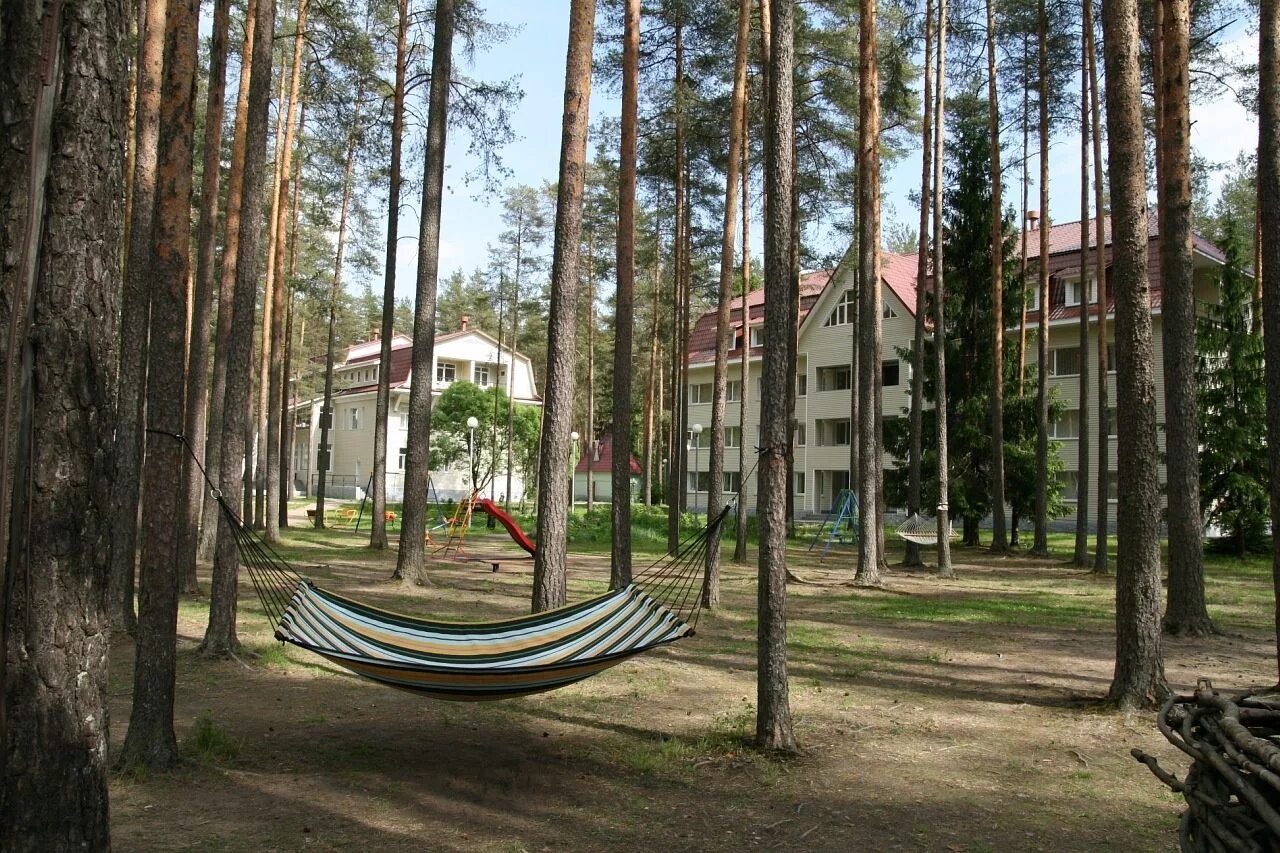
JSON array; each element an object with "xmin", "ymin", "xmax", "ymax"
[{"xmin": 151, "ymin": 429, "xmax": 732, "ymax": 700}]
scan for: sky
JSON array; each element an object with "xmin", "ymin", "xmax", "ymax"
[{"xmin": 384, "ymin": 4, "xmax": 1261, "ymax": 303}]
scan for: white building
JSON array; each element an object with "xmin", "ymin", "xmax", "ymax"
[{"xmin": 292, "ymin": 322, "xmax": 541, "ymax": 501}]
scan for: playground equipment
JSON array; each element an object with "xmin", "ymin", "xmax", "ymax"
[
  {"xmin": 807, "ymin": 488, "xmax": 859, "ymax": 562},
  {"xmin": 433, "ymin": 491, "xmax": 537, "ymax": 571}
]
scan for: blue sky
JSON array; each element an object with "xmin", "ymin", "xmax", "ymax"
[{"xmin": 385, "ymin": 4, "xmax": 1260, "ymax": 301}]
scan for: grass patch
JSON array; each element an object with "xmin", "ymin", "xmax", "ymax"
[
  {"xmin": 834, "ymin": 589, "xmax": 1111, "ymax": 628},
  {"xmin": 184, "ymin": 713, "xmax": 241, "ymax": 763}
]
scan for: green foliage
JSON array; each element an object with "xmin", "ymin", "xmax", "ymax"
[
  {"xmin": 1197, "ymin": 216, "xmax": 1269, "ymax": 556},
  {"xmin": 429, "ymin": 381, "xmax": 541, "ymax": 494},
  {"xmin": 184, "ymin": 713, "xmax": 241, "ymax": 763}
]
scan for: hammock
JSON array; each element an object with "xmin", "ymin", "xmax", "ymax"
[
  {"xmin": 895, "ymin": 512, "xmax": 956, "ymax": 546},
  {"xmin": 219, "ymin": 467, "xmax": 729, "ymax": 701}
]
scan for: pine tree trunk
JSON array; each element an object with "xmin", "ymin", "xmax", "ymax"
[
  {"xmin": 264, "ymin": 0, "xmax": 308, "ymax": 545},
  {"xmin": 392, "ymin": 0, "xmax": 453, "ymax": 583},
  {"xmin": 198, "ymin": 0, "xmax": 257, "ymax": 562},
  {"xmin": 986, "ymin": 0, "xmax": 1009, "ymax": 552},
  {"xmin": 110, "ymin": 0, "xmax": 168, "ymax": 635},
  {"xmin": 611, "ymin": 0, "xmax": 640, "ymax": 588},
  {"xmin": 642, "ymin": 260, "xmax": 660, "ymax": 506},
  {"xmin": 906, "ymin": 0, "xmax": 934, "ymax": 569},
  {"xmin": 1086, "ymin": 0, "xmax": 1109, "ymax": 575},
  {"xmin": 531, "ymin": 0, "xmax": 595, "ymax": 612},
  {"xmin": 1257, "ymin": 0, "xmax": 1280, "ymax": 685},
  {"xmin": 177, "ymin": 0, "xmax": 232, "ymax": 593},
  {"xmin": 201, "ymin": 0, "xmax": 276, "ymax": 657},
  {"xmin": 734, "ymin": 127, "xmax": 752, "ymax": 564},
  {"xmin": 371, "ymin": 0, "xmax": 407, "ymax": 551},
  {"xmin": 315, "ymin": 103, "xmax": 360, "ymax": 534},
  {"xmin": 667, "ymin": 13, "xmax": 687, "ymax": 554},
  {"xmin": 586, "ymin": 239, "xmax": 596, "ymax": 514},
  {"xmin": 1102, "ymin": 0, "xmax": 1168, "ymax": 710},
  {"xmin": 1074, "ymin": 29, "xmax": 1092, "ymax": 568},
  {"xmin": 279, "ymin": 100, "xmax": 306, "ymax": 531},
  {"xmin": 1018, "ymin": 39, "xmax": 1030, "ymax": 395},
  {"xmin": 705, "ymin": 0, "xmax": 750, "ymax": 605},
  {"xmin": 854, "ymin": 0, "xmax": 882, "ymax": 586},
  {"xmin": 934, "ymin": 0, "xmax": 953, "ymax": 578},
  {"xmin": 1031, "ymin": 0, "xmax": 1051, "ymax": 555},
  {"xmin": 1158, "ymin": 0, "xmax": 1213, "ymax": 636},
  {"xmin": 0, "ymin": 0, "xmax": 125, "ymax": 841},
  {"xmin": 756, "ymin": 0, "xmax": 797, "ymax": 753},
  {"xmin": 119, "ymin": 0, "xmax": 198, "ymax": 770}
]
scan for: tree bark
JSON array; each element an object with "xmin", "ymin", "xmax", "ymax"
[
  {"xmin": 611, "ymin": 0, "xmax": 640, "ymax": 589},
  {"xmin": 0, "ymin": 0, "xmax": 125, "ymax": 842},
  {"xmin": 1074, "ymin": 24, "xmax": 1092, "ymax": 568},
  {"xmin": 1031, "ymin": 0, "xmax": 1051, "ymax": 555},
  {"xmin": 265, "ymin": 0, "xmax": 308, "ymax": 545},
  {"xmin": 986, "ymin": 0, "xmax": 1009, "ymax": 553},
  {"xmin": 177, "ymin": 0, "xmax": 232, "ymax": 593},
  {"xmin": 1102, "ymin": 0, "xmax": 1169, "ymax": 710},
  {"xmin": 198, "ymin": 0, "xmax": 257, "ymax": 561},
  {"xmin": 934, "ymin": 0, "xmax": 953, "ymax": 578},
  {"xmin": 734, "ymin": 125, "xmax": 752, "ymax": 564},
  {"xmin": 705, "ymin": 0, "xmax": 750, "ymax": 606},
  {"xmin": 531, "ymin": 0, "xmax": 594, "ymax": 612},
  {"xmin": 201, "ymin": 0, "xmax": 275, "ymax": 657},
  {"xmin": 642, "ymin": 259, "xmax": 661, "ymax": 507},
  {"xmin": 854, "ymin": 0, "xmax": 882, "ymax": 586},
  {"xmin": 369, "ymin": 0, "xmax": 406, "ymax": 551},
  {"xmin": 119, "ymin": 0, "xmax": 198, "ymax": 770},
  {"xmin": 757, "ymin": 0, "xmax": 797, "ymax": 753},
  {"xmin": 110, "ymin": 0, "xmax": 168, "ymax": 635},
  {"xmin": 906, "ymin": 0, "xmax": 934, "ymax": 569},
  {"xmin": 1258, "ymin": 0, "xmax": 1280, "ymax": 683},
  {"xmin": 393, "ymin": 0, "xmax": 455, "ymax": 585},
  {"xmin": 1086, "ymin": 0, "xmax": 1109, "ymax": 575},
  {"xmin": 666, "ymin": 12, "xmax": 687, "ymax": 555},
  {"xmin": 1158, "ymin": 0, "xmax": 1213, "ymax": 636}
]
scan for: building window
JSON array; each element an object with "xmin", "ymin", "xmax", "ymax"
[
  {"xmin": 795, "ymin": 423, "xmax": 806, "ymax": 446},
  {"xmin": 725, "ymin": 426, "xmax": 742, "ymax": 448},
  {"xmin": 824, "ymin": 289, "xmax": 855, "ymax": 327},
  {"xmin": 398, "ymin": 447, "xmax": 407, "ymax": 470},
  {"xmin": 727, "ymin": 380, "xmax": 742, "ymax": 403},
  {"xmin": 816, "ymin": 418, "xmax": 852, "ymax": 446},
  {"xmin": 723, "ymin": 471, "xmax": 741, "ymax": 493},
  {"xmin": 794, "ymin": 472, "xmax": 806, "ymax": 494},
  {"xmin": 686, "ymin": 470, "xmax": 711, "ymax": 491},
  {"xmin": 348, "ymin": 407, "xmax": 360, "ymax": 431},
  {"xmin": 1049, "ymin": 409, "xmax": 1081, "ymax": 439},
  {"xmin": 797, "ymin": 373, "xmax": 807, "ymax": 396},
  {"xmin": 688, "ymin": 428, "xmax": 710, "ymax": 449},
  {"xmin": 1105, "ymin": 407, "xmax": 1117, "ymax": 437},
  {"xmin": 749, "ymin": 325, "xmax": 764, "ymax": 347},
  {"xmin": 883, "ymin": 299, "xmax": 898, "ymax": 319},
  {"xmin": 689, "ymin": 382, "xmax": 713, "ymax": 404},
  {"xmin": 881, "ymin": 359, "xmax": 900, "ymax": 387},
  {"xmin": 1065, "ymin": 275, "xmax": 1097, "ymax": 307},
  {"xmin": 1060, "ymin": 471, "xmax": 1079, "ymax": 501},
  {"xmin": 474, "ymin": 364, "xmax": 491, "ymax": 386},
  {"xmin": 1048, "ymin": 346, "xmax": 1082, "ymax": 377},
  {"xmin": 817, "ymin": 364, "xmax": 853, "ymax": 392},
  {"xmin": 436, "ymin": 362, "xmax": 456, "ymax": 384}
]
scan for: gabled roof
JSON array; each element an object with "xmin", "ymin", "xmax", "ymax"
[{"xmin": 686, "ymin": 270, "xmax": 832, "ymax": 366}]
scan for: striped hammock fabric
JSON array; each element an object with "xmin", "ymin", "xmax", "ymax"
[{"xmin": 276, "ymin": 581, "xmax": 692, "ymax": 701}]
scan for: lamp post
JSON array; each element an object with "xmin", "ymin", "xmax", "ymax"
[
  {"xmin": 570, "ymin": 431, "xmax": 580, "ymax": 514},
  {"xmin": 691, "ymin": 422, "xmax": 703, "ymax": 518},
  {"xmin": 466, "ymin": 415, "xmax": 479, "ymax": 495}
]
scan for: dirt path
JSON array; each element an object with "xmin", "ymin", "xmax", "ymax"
[{"xmin": 107, "ymin": 529, "xmax": 1272, "ymax": 851}]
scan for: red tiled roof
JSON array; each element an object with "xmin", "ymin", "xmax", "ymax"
[
  {"xmin": 575, "ymin": 431, "xmax": 641, "ymax": 475},
  {"xmin": 686, "ymin": 269, "xmax": 833, "ymax": 366},
  {"xmin": 1023, "ymin": 214, "xmax": 1226, "ymax": 264},
  {"xmin": 881, "ymin": 251, "xmax": 923, "ymax": 315}
]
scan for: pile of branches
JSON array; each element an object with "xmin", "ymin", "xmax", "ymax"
[{"xmin": 1133, "ymin": 681, "xmax": 1280, "ymax": 852}]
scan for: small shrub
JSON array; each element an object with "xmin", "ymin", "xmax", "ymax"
[{"xmin": 185, "ymin": 713, "xmax": 241, "ymax": 762}]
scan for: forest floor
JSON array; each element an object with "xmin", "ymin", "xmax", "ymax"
[{"xmin": 107, "ymin": 516, "xmax": 1276, "ymax": 852}]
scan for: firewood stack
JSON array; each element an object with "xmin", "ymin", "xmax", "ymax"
[{"xmin": 1133, "ymin": 681, "xmax": 1280, "ymax": 852}]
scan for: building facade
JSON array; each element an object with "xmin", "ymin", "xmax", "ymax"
[
  {"xmin": 292, "ymin": 324, "xmax": 541, "ymax": 501},
  {"xmin": 683, "ymin": 216, "xmax": 1232, "ymax": 523}
]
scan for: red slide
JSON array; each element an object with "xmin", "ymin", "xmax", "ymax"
[{"xmin": 473, "ymin": 498, "xmax": 537, "ymax": 556}]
